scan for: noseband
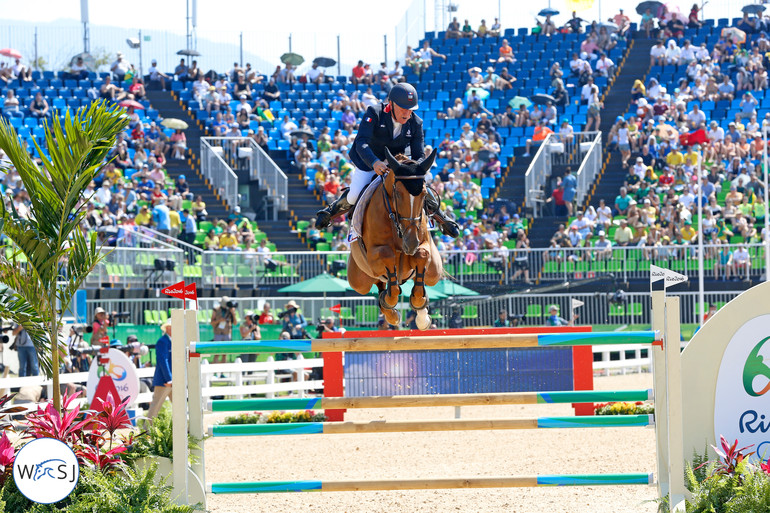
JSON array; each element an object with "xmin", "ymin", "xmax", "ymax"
[{"xmin": 381, "ymin": 172, "xmax": 425, "ymax": 240}]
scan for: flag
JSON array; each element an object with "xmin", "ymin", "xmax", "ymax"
[
  {"xmin": 571, "ymin": 298, "xmax": 585, "ymax": 310},
  {"xmin": 330, "ymin": 304, "xmax": 341, "ymax": 314},
  {"xmin": 162, "ymin": 281, "xmax": 186, "ymax": 301},
  {"xmin": 184, "ymin": 282, "xmax": 197, "ymax": 300}
]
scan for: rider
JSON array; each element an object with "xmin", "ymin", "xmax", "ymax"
[{"xmin": 316, "ymin": 82, "xmax": 460, "ymax": 238}]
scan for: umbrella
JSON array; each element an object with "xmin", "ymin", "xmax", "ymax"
[
  {"xmin": 538, "ymin": 7, "xmax": 559, "ymax": 16},
  {"xmin": 161, "ymin": 118, "xmax": 189, "ymax": 130},
  {"xmin": 278, "ymin": 273, "xmax": 351, "ymax": 294},
  {"xmin": 119, "ymin": 99, "xmax": 145, "ymax": 110},
  {"xmin": 742, "ymin": 4, "xmax": 765, "ymax": 14},
  {"xmin": 636, "ymin": 1, "xmax": 663, "ymax": 15},
  {"xmin": 280, "ymin": 52, "xmax": 305, "ymax": 66},
  {"xmin": 0, "ymin": 48, "xmax": 21, "ymax": 59},
  {"xmin": 69, "ymin": 52, "xmax": 96, "ymax": 71},
  {"xmin": 177, "ymin": 49, "xmax": 201, "ymax": 57},
  {"xmin": 655, "ymin": 124, "xmax": 679, "ymax": 141},
  {"xmin": 721, "ymin": 27, "xmax": 747, "ymax": 44},
  {"xmin": 313, "ymin": 57, "xmax": 336, "ymax": 68},
  {"xmin": 508, "ymin": 96, "xmax": 533, "ymax": 109},
  {"xmin": 599, "ymin": 21, "xmax": 619, "ymax": 33},
  {"xmin": 290, "ymin": 128, "xmax": 316, "ymax": 139},
  {"xmin": 431, "ymin": 280, "xmax": 479, "ymax": 297},
  {"xmin": 465, "ymin": 88, "xmax": 490, "ymax": 102},
  {"xmin": 531, "ymin": 93, "xmax": 556, "ymax": 105}
]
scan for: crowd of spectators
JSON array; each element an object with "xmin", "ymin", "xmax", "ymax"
[{"xmin": 543, "ymin": 13, "xmax": 770, "ymax": 281}]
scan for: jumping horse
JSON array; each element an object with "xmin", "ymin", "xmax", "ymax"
[{"xmin": 347, "ymin": 148, "xmax": 443, "ymax": 330}]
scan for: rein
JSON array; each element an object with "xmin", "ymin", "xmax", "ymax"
[{"xmin": 380, "ymin": 172, "xmax": 425, "ymax": 240}]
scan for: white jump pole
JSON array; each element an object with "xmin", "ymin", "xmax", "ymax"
[
  {"xmin": 186, "ymin": 309, "xmax": 205, "ymax": 490},
  {"xmin": 651, "ymin": 289, "xmax": 669, "ymax": 498},
  {"xmin": 665, "ymin": 297, "xmax": 686, "ymax": 512},
  {"xmin": 171, "ymin": 309, "xmax": 189, "ymax": 504}
]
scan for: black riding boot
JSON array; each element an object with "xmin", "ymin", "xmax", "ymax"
[
  {"xmin": 424, "ymin": 187, "xmax": 461, "ymax": 238},
  {"xmin": 316, "ymin": 189, "xmax": 353, "ymax": 229}
]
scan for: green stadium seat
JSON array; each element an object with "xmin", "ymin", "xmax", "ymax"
[
  {"xmin": 355, "ymin": 305, "xmax": 379, "ymax": 324},
  {"xmin": 461, "ymin": 305, "xmax": 478, "ymax": 319},
  {"xmin": 608, "ymin": 304, "xmax": 625, "ymax": 316},
  {"xmin": 340, "ymin": 307, "xmax": 355, "ymax": 321},
  {"xmin": 526, "ymin": 304, "xmax": 542, "ymax": 318}
]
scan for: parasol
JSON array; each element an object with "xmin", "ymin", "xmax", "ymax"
[
  {"xmin": 280, "ymin": 53, "xmax": 305, "ymax": 66},
  {"xmin": 161, "ymin": 118, "xmax": 189, "ymax": 130}
]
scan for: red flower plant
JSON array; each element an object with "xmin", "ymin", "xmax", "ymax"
[
  {"xmin": 0, "ymin": 431, "xmax": 15, "ymax": 487},
  {"xmin": 24, "ymin": 391, "xmax": 94, "ymax": 444},
  {"xmin": 711, "ymin": 435, "xmax": 755, "ymax": 475}
]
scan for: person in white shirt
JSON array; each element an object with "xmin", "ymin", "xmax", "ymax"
[
  {"xmin": 632, "ymin": 157, "xmax": 646, "ymax": 179},
  {"xmin": 389, "ymin": 61, "xmax": 403, "ymax": 82},
  {"xmin": 147, "ymin": 59, "xmax": 170, "ymax": 91},
  {"xmin": 306, "ymin": 63, "xmax": 324, "ymax": 84},
  {"xmin": 569, "ymin": 53, "xmax": 583, "ymax": 75},
  {"xmin": 732, "ymin": 246, "xmax": 751, "ymax": 280},
  {"xmin": 236, "ymin": 94, "xmax": 253, "ymax": 115},
  {"xmin": 596, "ymin": 199, "xmax": 612, "ymax": 230},
  {"xmin": 558, "ymin": 119, "xmax": 574, "ymax": 142},
  {"xmin": 581, "ymin": 77, "xmax": 597, "ymax": 104},
  {"xmin": 685, "ymin": 60, "xmax": 701, "ymax": 80},
  {"xmin": 595, "ymin": 54, "xmax": 614, "ymax": 77},
  {"xmin": 665, "ymin": 40, "xmax": 681, "ymax": 65},
  {"xmin": 679, "ymin": 40, "xmax": 697, "ymax": 64},
  {"xmin": 280, "ymin": 115, "xmax": 298, "ymax": 140},
  {"xmin": 687, "ymin": 105, "xmax": 706, "ymax": 129},
  {"xmin": 569, "ymin": 211, "xmax": 592, "ymax": 238},
  {"xmin": 707, "ymin": 120, "xmax": 725, "ymax": 143},
  {"xmin": 695, "ymin": 43, "xmax": 710, "ymax": 62},
  {"xmin": 647, "ymin": 78, "xmax": 662, "ymax": 100},
  {"xmin": 95, "ymin": 181, "xmax": 112, "ymax": 206},
  {"xmin": 361, "ymin": 87, "xmax": 378, "ymax": 109},
  {"xmin": 678, "ymin": 189, "xmax": 695, "ymax": 210},
  {"xmin": 111, "ymin": 52, "xmax": 130, "ymax": 81},
  {"xmin": 594, "ymin": 231, "xmax": 612, "ymax": 260},
  {"xmin": 650, "ymin": 41, "xmax": 666, "ymax": 66}
]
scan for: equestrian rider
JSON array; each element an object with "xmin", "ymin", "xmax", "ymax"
[{"xmin": 315, "ymin": 82, "xmax": 460, "ymax": 238}]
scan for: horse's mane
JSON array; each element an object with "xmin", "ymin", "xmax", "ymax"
[{"xmin": 390, "ymin": 153, "xmax": 424, "ymax": 196}]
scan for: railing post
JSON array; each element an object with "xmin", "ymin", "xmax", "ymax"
[
  {"xmin": 234, "ymin": 357, "xmax": 243, "ymax": 400},
  {"xmin": 266, "ymin": 356, "xmax": 275, "ymax": 399},
  {"xmin": 297, "ymin": 354, "xmax": 305, "ymax": 398}
]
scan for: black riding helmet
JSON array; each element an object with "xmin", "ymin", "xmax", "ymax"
[{"xmin": 388, "ymin": 82, "xmax": 419, "ymax": 111}]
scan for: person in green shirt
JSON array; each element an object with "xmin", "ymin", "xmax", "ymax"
[{"xmin": 461, "ymin": 19, "xmax": 475, "ymax": 38}]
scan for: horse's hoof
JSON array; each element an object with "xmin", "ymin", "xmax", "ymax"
[
  {"xmin": 379, "ymin": 289, "xmax": 399, "ymax": 309},
  {"xmin": 416, "ymin": 309, "xmax": 431, "ymax": 330},
  {"xmin": 383, "ymin": 308, "xmax": 401, "ymax": 326},
  {"xmin": 409, "ymin": 295, "xmax": 427, "ymax": 311}
]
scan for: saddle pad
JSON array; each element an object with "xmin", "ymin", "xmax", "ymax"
[{"xmin": 348, "ymin": 176, "xmax": 383, "ymax": 242}]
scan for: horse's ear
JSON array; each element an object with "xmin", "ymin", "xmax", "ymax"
[
  {"xmin": 418, "ymin": 149, "xmax": 437, "ymax": 175},
  {"xmin": 384, "ymin": 147, "xmax": 400, "ymax": 171}
]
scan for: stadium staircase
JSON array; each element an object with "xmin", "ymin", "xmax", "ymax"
[
  {"xmin": 584, "ymin": 35, "xmax": 656, "ymax": 210},
  {"xmin": 524, "ymin": 34, "xmax": 654, "ymax": 250},
  {"xmin": 146, "ymin": 89, "xmax": 229, "ymax": 219},
  {"xmin": 261, "ymin": 149, "xmax": 317, "ymax": 251}
]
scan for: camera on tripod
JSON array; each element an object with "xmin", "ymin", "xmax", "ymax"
[
  {"xmin": 0, "ymin": 325, "xmax": 15, "ymax": 344},
  {"xmin": 108, "ymin": 312, "xmax": 130, "ymax": 324}
]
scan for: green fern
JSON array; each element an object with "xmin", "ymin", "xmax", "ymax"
[{"xmin": 122, "ymin": 403, "xmax": 201, "ymax": 466}]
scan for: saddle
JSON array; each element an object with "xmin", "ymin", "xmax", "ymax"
[{"xmin": 348, "ymin": 176, "xmax": 383, "ymax": 242}]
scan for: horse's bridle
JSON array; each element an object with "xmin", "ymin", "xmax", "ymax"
[{"xmin": 380, "ymin": 172, "xmax": 426, "ymax": 240}]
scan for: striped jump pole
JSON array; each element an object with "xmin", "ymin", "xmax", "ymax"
[
  {"xmin": 208, "ymin": 473, "xmax": 656, "ymax": 494},
  {"xmin": 190, "ymin": 331, "xmax": 658, "ymax": 355},
  {"xmin": 208, "ymin": 389, "xmax": 654, "ymax": 413},
  {"xmin": 209, "ymin": 414, "xmax": 654, "ymax": 437}
]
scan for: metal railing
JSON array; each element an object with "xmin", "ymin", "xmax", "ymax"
[
  {"xmin": 525, "ymin": 131, "xmax": 601, "ymax": 218},
  {"xmin": 86, "ymin": 246, "xmax": 185, "ymax": 289},
  {"xmin": 85, "ymin": 289, "xmax": 746, "ymax": 334},
  {"xmin": 200, "ymin": 137, "xmax": 239, "ymax": 210},
  {"xmin": 574, "ymin": 131, "xmax": 602, "ymax": 207},
  {"xmin": 525, "ymin": 132, "xmax": 554, "ymax": 218},
  {"xmin": 248, "ymin": 140, "xmax": 288, "ymax": 218},
  {"xmin": 83, "ymin": 242, "xmax": 768, "ymax": 290}
]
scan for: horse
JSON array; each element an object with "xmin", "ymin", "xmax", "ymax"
[{"xmin": 347, "ymin": 148, "xmax": 443, "ymax": 330}]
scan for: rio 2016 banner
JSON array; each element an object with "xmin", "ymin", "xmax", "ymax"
[{"xmin": 714, "ymin": 314, "xmax": 770, "ymax": 461}]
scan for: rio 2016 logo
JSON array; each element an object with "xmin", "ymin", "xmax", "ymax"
[
  {"xmin": 742, "ymin": 336, "xmax": 770, "ymax": 397},
  {"xmin": 13, "ymin": 438, "xmax": 79, "ymax": 504}
]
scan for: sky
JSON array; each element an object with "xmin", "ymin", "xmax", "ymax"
[{"xmin": 0, "ymin": 0, "xmax": 755, "ymax": 74}]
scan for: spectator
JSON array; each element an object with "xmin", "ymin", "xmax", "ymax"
[
  {"xmin": 13, "ymin": 324, "xmax": 39, "ymax": 378},
  {"xmin": 147, "ymin": 59, "xmax": 170, "ymax": 91},
  {"xmin": 147, "ymin": 321, "xmax": 172, "ymax": 419},
  {"xmin": 68, "ymin": 56, "xmax": 89, "ymax": 80},
  {"xmin": 111, "ymin": 52, "xmax": 130, "ymax": 82},
  {"xmin": 461, "ymin": 19, "xmax": 475, "ymax": 38},
  {"xmin": 211, "ymin": 297, "xmax": 239, "ymax": 365},
  {"xmin": 613, "ymin": 8, "xmax": 630, "ymax": 38},
  {"xmin": 493, "ymin": 309, "xmax": 510, "ymax": 327},
  {"xmin": 650, "ymin": 41, "xmax": 666, "ymax": 66},
  {"xmin": 174, "ymin": 58, "xmax": 189, "ymax": 82},
  {"xmin": 546, "ymin": 305, "xmax": 575, "ymax": 326},
  {"xmin": 489, "ymin": 18, "xmax": 501, "ymax": 37},
  {"xmin": 562, "ymin": 168, "xmax": 577, "ymax": 216},
  {"xmin": 446, "ymin": 17, "xmax": 462, "ymax": 39},
  {"xmin": 497, "ymin": 39, "xmax": 515, "ymax": 63},
  {"xmin": 524, "ymin": 120, "xmax": 554, "ymax": 157},
  {"xmin": 595, "ymin": 53, "xmax": 614, "ymax": 77},
  {"xmin": 28, "ymin": 91, "xmax": 49, "ymax": 119},
  {"xmin": 511, "ymin": 230, "xmax": 532, "ymax": 283},
  {"xmin": 733, "ymin": 245, "xmax": 751, "ymax": 280},
  {"xmin": 614, "ymin": 219, "xmax": 634, "ymax": 246},
  {"xmin": 567, "ymin": 11, "xmax": 585, "ymax": 33},
  {"xmin": 306, "ymin": 62, "xmax": 324, "ymax": 84},
  {"xmin": 419, "ymin": 40, "xmax": 446, "ymax": 71},
  {"xmin": 594, "ymin": 231, "xmax": 612, "ymax": 260}
]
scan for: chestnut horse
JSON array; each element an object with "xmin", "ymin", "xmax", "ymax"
[{"xmin": 348, "ymin": 148, "xmax": 443, "ymax": 330}]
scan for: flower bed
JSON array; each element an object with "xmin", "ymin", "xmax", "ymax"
[
  {"xmin": 593, "ymin": 401, "xmax": 654, "ymax": 415},
  {"xmin": 222, "ymin": 410, "xmax": 327, "ymax": 425}
]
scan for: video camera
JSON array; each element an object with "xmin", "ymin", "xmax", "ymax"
[
  {"xmin": 277, "ymin": 307, "xmax": 297, "ymax": 319},
  {"xmin": 118, "ymin": 341, "xmax": 149, "ymax": 357},
  {"xmin": 108, "ymin": 312, "xmax": 130, "ymax": 324},
  {"xmin": 0, "ymin": 325, "xmax": 14, "ymax": 344},
  {"xmin": 224, "ymin": 300, "xmax": 238, "ymax": 309},
  {"xmin": 70, "ymin": 346, "xmax": 99, "ymax": 358}
]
